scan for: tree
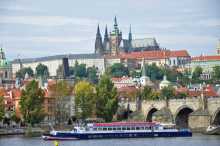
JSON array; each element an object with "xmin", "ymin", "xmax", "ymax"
[
  {"xmin": 74, "ymin": 81, "xmax": 95, "ymax": 119},
  {"xmin": 141, "ymin": 86, "xmax": 154, "ymax": 100},
  {"xmin": 16, "ymin": 67, "xmax": 34, "ymax": 79},
  {"xmin": 192, "ymin": 66, "xmax": 203, "ymax": 83},
  {"xmin": 35, "ymin": 63, "xmax": 49, "ymax": 78},
  {"xmin": 160, "ymin": 86, "xmax": 175, "ymax": 100},
  {"xmin": 0, "ymin": 96, "xmax": 4, "ymax": 121},
  {"xmin": 74, "ymin": 61, "xmax": 87, "ymax": 78},
  {"xmin": 145, "ymin": 63, "xmax": 164, "ymax": 80},
  {"xmin": 87, "ymin": 66, "xmax": 98, "ymax": 84},
  {"xmin": 96, "ymin": 74, "xmax": 118, "ymax": 122},
  {"xmin": 48, "ymin": 80, "xmax": 72, "ymax": 124},
  {"xmin": 176, "ymin": 92, "xmax": 187, "ymax": 99},
  {"xmin": 107, "ymin": 63, "xmax": 129, "ymax": 77},
  {"xmin": 212, "ymin": 66, "xmax": 220, "ymax": 82},
  {"xmin": 19, "ymin": 80, "xmax": 45, "ymax": 125}
]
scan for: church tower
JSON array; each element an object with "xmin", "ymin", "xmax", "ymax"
[
  {"xmin": 95, "ymin": 24, "xmax": 104, "ymax": 55},
  {"xmin": 109, "ymin": 16, "xmax": 122, "ymax": 56},
  {"xmin": 128, "ymin": 25, "xmax": 132, "ymax": 51},
  {"xmin": 217, "ymin": 40, "xmax": 220, "ymax": 55},
  {"xmin": 103, "ymin": 25, "xmax": 110, "ymax": 54}
]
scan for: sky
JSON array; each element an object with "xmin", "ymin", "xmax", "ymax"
[{"xmin": 0, "ymin": 0, "xmax": 220, "ymax": 60}]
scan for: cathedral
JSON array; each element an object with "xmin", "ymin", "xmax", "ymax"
[{"xmin": 95, "ymin": 16, "xmax": 160, "ymax": 56}]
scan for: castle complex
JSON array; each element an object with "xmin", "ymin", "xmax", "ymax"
[
  {"xmin": 11, "ymin": 17, "xmax": 191, "ymax": 78},
  {"xmin": 95, "ymin": 16, "xmax": 160, "ymax": 56}
]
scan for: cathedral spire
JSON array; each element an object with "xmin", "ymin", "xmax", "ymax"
[
  {"xmin": 114, "ymin": 16, "xmax": 118, "ymax": 27},
  {"xmin": 128, "ymin": 24, "xmax": 132, "ymax": 42},
  {"xmin": 104, "ymin": 25, "xmax": 108, "ymax": 38},
  {"xmin": 95, "ymin": 24, "xmax": 103, "ymax": 54}
]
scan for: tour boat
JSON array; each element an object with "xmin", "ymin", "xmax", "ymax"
[{"xmin": 42, "ymin": 122, "xmax": 192, "ymax": 140}]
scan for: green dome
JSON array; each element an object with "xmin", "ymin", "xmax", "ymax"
[{"xmin": 0, "ymin": 59, "xmax": 10, "ymax": 68}]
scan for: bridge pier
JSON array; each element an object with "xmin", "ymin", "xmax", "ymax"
[{"xmin": 188, "ymin": 110, "xmax": 210, "ymax": 132}]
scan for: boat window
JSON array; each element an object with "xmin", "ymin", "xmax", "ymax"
[
  {"xmin": 136, "ymin": 127, "xmax": 140, "ymax": 130},
  {"xmin": 122, "ymin": 127, "xmax": 126, "ymax": 130},
  {"xmin": 117, "ymin": 127, "xmax": 121, "ymax": 130},
  {"xmin": 98, "ymin": 128, "xmax": 102, "ymax": 131},
  {"xmin": 145, "ymin": 127, "xmax": 150, "ymax": 130},
  {"xmin": 93, "ymin": 128, "xmax": 97, "ymax": 131},
  {"xmin": 108, "ymin": 127, "xmax": 112, "ymax": 131},
  {"xmin": 103, "ymin": 128, "xmax": 107, "ymax": 131},
  {"xmin": 127, "ymin": 127, "xmax": 131, "ymax": 130},
  {"xmin": 131, "ymin": 127, "xmax": 135, "ymax": 130},
  {"xmin": 113, "ymin": 127, "xmax": 117, "ymax": 130},
  {"xmin": 140, "ymin": 127, "xmax": 144, "ymax": 130}
]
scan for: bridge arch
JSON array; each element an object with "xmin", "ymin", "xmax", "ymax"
[
  {"xmin": 174, "ymin": 105, "xmax": 194, "ymax": 129},
  {"xmin": 212, "ymin": 108, "xmax": 220, "ymax": 125},
  {"xmin": 146, "ymin": 107, "xmax": 159, "ymax": 122}
]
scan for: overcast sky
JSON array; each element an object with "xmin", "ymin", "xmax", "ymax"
[{"xmin": 0, "ymin": 0, "xmax": 220, "ymax": 60}]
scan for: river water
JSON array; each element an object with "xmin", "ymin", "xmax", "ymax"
[{"xmin": 0, "ymin": 134, "xmax": 220, "ymax": 146}]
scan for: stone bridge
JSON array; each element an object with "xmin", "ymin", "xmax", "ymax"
[{"xmin": 125, "ymin": 97, "xmax": 220, "ymax": 130}]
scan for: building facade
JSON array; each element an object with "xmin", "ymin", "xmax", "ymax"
[{"xmin": 190, "ymin": 55, "xmax": 220, "ymax": 72}]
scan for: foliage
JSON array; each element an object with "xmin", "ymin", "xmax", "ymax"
[
  {"xmin": 35, "ymin": 63, "xmax": 49, "ymax": 78},
  {"xmin": 192, "ymin": 66, "xmax": 203, "ymax": 83},
  {"xmin": 16, "ymin": 67, "xmax": 34, "ymax": 79},
  {"xmin": 141, "ymin": 86, "xmax": 154, "ymax": 100},
  {"xmin": 176, "ymin": 92, "xmax": 187, "ymax": 99},
  {"xmin": 48, "ymin": 80, "xmax": 72, "ymax": 124},
  {"xmin": 107, "ymin": 63, "xmax": 129, "ymax": 77},
  {"xmin": 19, "ymin": 80, "xmax": 45, "ymax": 125},
  {"xmin": 87, "ymin": 66, "xmax": 98, "ymax": 84},
  {"xmin": 212, "ymin": 66, "xmax": 220, "ymax": 83},
  {"xmin": 0, "ymin": 96, "xmax": 4, "ymax": 121},
  {"xmin": 74, "ymin": 61, "xmax": 87, "ymax": 78},
  {"xmin": 74, "ymin": 81, "xmax": 95, "ymax": 119},
  {"xmin": 160, "ymin": 86, "xmax": 175, "ymax": 100},
  {"xmin": 95, "ymin": 74, "xmax": 118, "ymax": 122},
  {"xmin": 145, "ymin": 63, "xmax": 164, "ymax": 80},
  {"xmin": 129, "ymin": 69, "xmax": 141, "ymax": 78}
]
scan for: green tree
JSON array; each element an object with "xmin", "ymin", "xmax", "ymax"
[
  {"xmin": 87, "ymin": 66, "xmax": 98, "ymax": 84},
  {"xmin": 49, "ymin": 80, "xmax": 72, "ymax": 124},
  {"xmin": 74, "ymin": 61, "xmax": 87, "ymax": 78},
  {"xmin": 160, "ymin": 86, "xmax": 175, "ymax": 100},
  {"xmin": 176, "ymin": 92, "xmax": 187, "ymax": 99},
  {"xmin": 74, "ymin": 81, "xmax": 95, "ymax": 119},
  {"xmin": 0, "ymin": 96, "xmax": 4, "ymax": 121},
  {"xmin": 16, "ymin": 67, "xmax": 34, "ymax": 79},
  {"xmin": 35, "ymin": 63, "xmax": 49, "ymax": 78},
  {"xmin": 19, "ymin": 80, "xmax": 45, "ymax": 125},
  {"xmin": 107, "ymin": 63, "xmax": 129, "ymax": 77},
  {"xmin": 96, "ymin": 74, "xmax": 118, "ymax": 122},
  {"xmin": 141, "ymin": 86, "xmax": 154, "ymax": 100},
  {"xmin": 192, "ymin": 66, "xmax": 203, "ymax": 83},
  {"xmin": 212, "ymin": 66, "xmax": 220, "ymax": 82},
  {"xmin": 145, "ymin": 63, "xmax": 164, "ymax": 80}
]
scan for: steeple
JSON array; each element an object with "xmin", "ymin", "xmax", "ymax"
[
  {"xmin": 141, "ymin": 59, "xmax": 147, "ymax": 77},
  {"xmin": 128, "ymin": 24, "xmax": 132, "ymax": 42},
  {"xmin": 0, "ymin": 48, "xmax": 6, "ymax": 60},
  {"xmin": 95, "ymin": 24, "xmax": 103, "ymax": 55},
  {"xmin": 114, "ymin": 16, "xmax": 118, "ymax": 28},
  {"xmin": 103, "ymin": 25, "xmax": 109, "ymax": 53},
  {"xmin": 104, "ymin": 25, "xmax": 109, "ymax": 39}
]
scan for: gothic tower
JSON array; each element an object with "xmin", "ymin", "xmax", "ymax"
[
  {"xmin": 109, "ymin": 16, "xmax": 122, "ymax": 56},
  {"xmin": 128, "ymin": 25, "xmax": 132, "ymax": 52},
  {"xmin": 103, "ymin": 25, "xmax": 110, "ymax": 54},
  {"xmin": 95, "ymin": 24, "xmax": 104, "ymax": 55}
]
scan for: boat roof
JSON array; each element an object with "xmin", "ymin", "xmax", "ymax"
[{"xmin": 93, "ymin": 122, "xmax": 158, "ymax": 127}]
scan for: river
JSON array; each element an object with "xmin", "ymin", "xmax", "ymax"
[{"xmin": 0, "ymin": 134, "xmax": 220, "ymax": 146}]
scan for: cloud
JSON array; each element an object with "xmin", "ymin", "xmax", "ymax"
[
  {"xmin": 0, "ymin": 36, "xmax": 94, "ymax": 43},
  {"xmin": 0, "ymin": 15, "xmax": 99, "ymax": 27}
]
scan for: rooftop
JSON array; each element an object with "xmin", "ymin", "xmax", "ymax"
[
  {"xmin": 12, "ymin": 53, "xmax": 103, "ymax": 64},
  {"xmin": 192, "ymin": 55, "xmax": 220, "ymax": 62}
]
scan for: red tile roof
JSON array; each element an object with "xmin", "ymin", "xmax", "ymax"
[
  {"xmin": 192, "ymin": 55, "xmax": 220, "ymax": 61},
  {"xmin": 119, "ymin": 50, "xmax": 190, "ymax": 59}
]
